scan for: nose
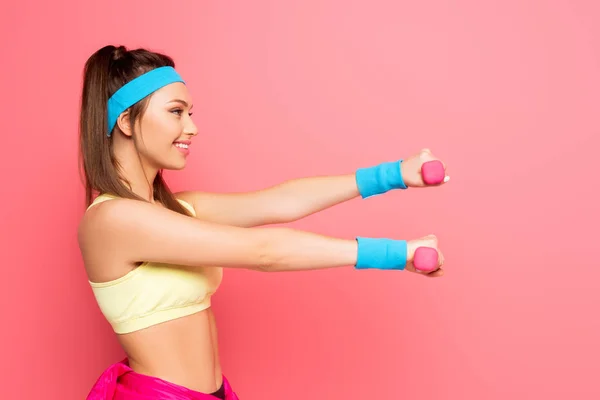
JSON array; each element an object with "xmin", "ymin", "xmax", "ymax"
[{"xmin": 184, "ymin": 118, "xmax": 198, "ymax": 137}]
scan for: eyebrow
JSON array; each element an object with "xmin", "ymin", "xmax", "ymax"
[{"xmin": 169, "ymin": 99, "xmax": 193, "ymax": 109}]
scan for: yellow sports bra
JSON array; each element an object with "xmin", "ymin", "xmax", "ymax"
[{"xmin": 86, "ymin": 194, "xmax": 223, "ymax": 334}]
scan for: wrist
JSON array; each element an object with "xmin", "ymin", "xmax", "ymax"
[
  {"xmin": 354, "ymin": 237, "xmax": 407, "ymax": 270},
  {"xmin": 355, "ymin": 160, "xmax": 407, "ymax": 199}
]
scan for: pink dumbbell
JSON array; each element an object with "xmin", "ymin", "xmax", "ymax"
[
  {"xmin": 413, "ymin": 247, "xmax": 439, "ymax": 272},
  {"xmin": 412, "ymin": 160, "xmax": 446, "ymax": 272},
  {"xmin": 421, "ymin": 160, "xmax": 446, "ymax": 185}
]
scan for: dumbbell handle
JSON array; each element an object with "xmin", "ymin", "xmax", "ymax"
[
  {"xmin": 421, "ymin": 160, "xmax": 446, "ymax": 185},
  {"xmin": 413, "ymin": 247, "xmax": 439, "ymax": 272}
]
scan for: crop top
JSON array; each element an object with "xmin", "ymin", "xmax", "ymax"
[{"xmin": 86, "ymin": 194, "xmax": 223, "ymax": 334}]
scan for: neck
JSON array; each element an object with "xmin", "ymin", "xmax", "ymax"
[{"xmin": 113, "ymin": 140, "xmax": 159, "ymax": 203}]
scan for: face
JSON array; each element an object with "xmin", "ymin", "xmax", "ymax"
[{"xmin": 126, "ymin": 82, "xmax": 198, "ymax": 170}]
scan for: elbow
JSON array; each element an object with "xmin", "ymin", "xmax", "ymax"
[
  {"xmin": 254, "ymin": 263, "xmax": 276, "ymax": 273},
  {"xmin": 254, "ymin": 247, "xmax": 278, "ymax": 273},
  {"xmin": 253, "ymin": 244, "xmax": 273, "ymax": 272},
  {"xmin": 252, "ymin": 227, "xmax": 288, "ymax": 272}
]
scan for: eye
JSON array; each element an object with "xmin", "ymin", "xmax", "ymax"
[{"xmin": 171, "ymin": 109, "xmax": 193, "ymax": 117}]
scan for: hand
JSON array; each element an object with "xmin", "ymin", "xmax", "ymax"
[
  {"xmin": 400, "ymin": 148, "xmax": 450, "ymax": 188},
  {"xmin": 406, "ymin": 234, "xmax": 445, "ymax": 277}
]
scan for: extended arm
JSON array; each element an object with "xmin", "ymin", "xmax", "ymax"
[
  {"xmin": 177, "ymin": 149, "xmax": 448, "ymax": 227},
  {"xmin": 176, "ymin": 173, "xmax": 359, "ymax": 227},
  {"xmin": 78, "ymin": 197, "xmax": 444, "ymax": 276}
]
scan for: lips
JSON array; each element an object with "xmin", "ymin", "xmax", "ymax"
[{"xmin": 174, "ymin": 140, "xmax": 191, "ymax": 155}]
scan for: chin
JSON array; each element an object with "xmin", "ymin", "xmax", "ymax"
[{"xmin": 163, "ymin": 161, "xmax": 187, "ymax": 170}]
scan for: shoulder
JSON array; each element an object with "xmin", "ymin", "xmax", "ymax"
[
  {"xmin": 80, "ymin": 194, "xmax": 198, "ymax": 240},
  {"xmin": 77, "ymin": 197, "xmax": 147, "ymax": 281},
  {"xmin": 78, "ymin": 197, "xmax": 139, "ymax": 246},
  {"xmin": 79, "ymin": 195, "xmax": 200, "ymax": 247}
]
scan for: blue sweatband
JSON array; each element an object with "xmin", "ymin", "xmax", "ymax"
[
  {"xmin": 355, "ymin": 237, "xmax": 408, "ymax": 270},
  {"xmin": 355, "ymin": 160, "xmax": 407, "ymax": 198},
  {"xmin": 107, "ymin": 66, "xmax": 186, "ymax": 136}
]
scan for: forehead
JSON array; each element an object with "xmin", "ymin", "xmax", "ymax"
[{"xmin": 149, "ymin": 82, "xmax": 192, "ymax": 104}]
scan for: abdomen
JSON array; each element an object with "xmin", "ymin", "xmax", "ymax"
[{"xmin": 117, "ymin": 308, "xmax": 222, "ymax": 393}]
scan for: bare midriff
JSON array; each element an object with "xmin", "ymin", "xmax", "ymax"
[{"xmin": 117, "ymin": 308, "xmax": 222, "ymax": 394}]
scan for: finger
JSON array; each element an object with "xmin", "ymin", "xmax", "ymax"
[
  {"xmin": 412, "ymin": 265, "xmax": 441, "ymax": 276},
  {"xmin": 426, "ymin": 268, "xmax": 444, "ymax": 277},
  {"xmin": 419, "ymin": 151, "xmax": 437, "ymax": 163},
  {"xmin": 422, "ymin": 234, "xmax": 438, "ymax": 246},
  {"xmin": 413, "ymin": 267, "xmax": 431, "ymax": 275}
]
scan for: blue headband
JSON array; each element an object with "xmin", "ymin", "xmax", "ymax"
[{"xmin": 106, "ymin": 66, "xmax": 185, "ymax": 136}]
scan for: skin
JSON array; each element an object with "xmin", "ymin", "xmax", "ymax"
[{"xmin": 78, "ymin": 82, "xmax": 448, "ymax": 393}]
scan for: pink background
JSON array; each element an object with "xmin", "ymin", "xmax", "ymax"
[{"xmin": 1, "ymin": 1, "xmax": 599, "ymax": 398}]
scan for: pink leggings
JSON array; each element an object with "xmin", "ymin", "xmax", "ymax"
[{"xmin": 87, "ymin": 359, "xmax": 239, "ymax": 400}]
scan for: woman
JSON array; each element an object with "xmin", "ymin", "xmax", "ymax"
[{"xmin": 79, "ymin": 44, "xmax": 449, "ymax": 400}]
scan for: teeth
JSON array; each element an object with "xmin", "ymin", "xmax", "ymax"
[{"xmin": 175, "ymin": 143, "xmax": 189, "ymax": 149}]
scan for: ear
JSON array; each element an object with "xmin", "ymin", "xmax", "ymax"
[{"xmin": 116, "ymin": 110, "xmax": 133, "ymax": 137}]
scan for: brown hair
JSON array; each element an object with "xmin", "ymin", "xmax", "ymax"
[{"xmin": 78, "ymin": 44, "xmax": 191, "ymax": 216}]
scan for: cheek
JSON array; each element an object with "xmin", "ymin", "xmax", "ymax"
[
  {"xmin": 152, "ymin": 113, "xmax": 181, "ymax": 139},
  {"xmin": 139, "ymin": 115, "xmax": 177, "ymax": 149}
]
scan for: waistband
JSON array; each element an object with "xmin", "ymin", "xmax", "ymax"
[{"xmin": 86, "ymin": 358, "xmax": 239, "ymax": 400}]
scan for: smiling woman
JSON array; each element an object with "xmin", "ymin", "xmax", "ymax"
[
  {"xmin": 79, "ymin": 45, "xmax": 235, "ymax": 399},
  {"xmin": 78, "ymin": 44, "xmax": 448, "ymax": 400}
]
